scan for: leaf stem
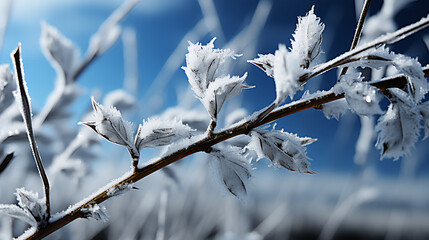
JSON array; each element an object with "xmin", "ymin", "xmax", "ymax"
[{"xmin": 12, "ymin": 45, "xmax": 51, "ymax": 222}]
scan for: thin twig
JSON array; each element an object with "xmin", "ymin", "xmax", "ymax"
[
  {"xmin": 339, "ymin": 0, "xmax": 372, "ymax": 78},
  {"xmin": 0, "ymin": 152, "xmax": 14, "ymax": 175},
  {"xmin": 12, "ymin": 45, "xmax": 51, "ymax": 221},
  {"xmin": 22, "ymin": 68, "xmax": 422, "ymax": 240}
]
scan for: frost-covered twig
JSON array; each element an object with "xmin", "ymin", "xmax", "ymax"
[
  {"xmin": 11, "ymin": 45, "xmax": 51, "ymax": 221},
  {"xmin": 21, "ymin": 68, "xmax": 420, "ymax": 240},
  {"xmin": 339, "ymin": 0, "xmax": 372, "ymax": 78},
  {"xmin": 305, "ymin": 14, "xmax": 429, "ymax": 81}
]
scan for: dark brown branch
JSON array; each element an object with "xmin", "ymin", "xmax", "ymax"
[
  {"xmin": 12, "ymin": 45, "xmax": 51, "ymax": 222},
  {"xmin": 339, "ymin": 0, "xmax": 372, "ymax": 78},
  {"xmin": 0, "ymin": 153, "xmax": 14, "ymax": 175},
  {"xmin": 23, "ymin": 66, "xmax": 425, "ymax": 239}
]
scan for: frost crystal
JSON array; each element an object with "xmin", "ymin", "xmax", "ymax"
[
  {"xmin": 210, "ymin": 145, "xmax": 251, "ymax": 200},
  {"xmin": 40, "ymin": 22, "xmax": 81, "ymax": 82},
  {"xmin": 338, "ymin": 73, "xmax": 383, "ymax": 116},
  {"xmin": 80, "ymin": 97, "xmax": 139, "ymax": 159},
  {"xmin": 82, "ymin": 204, "xmax": 109, "ymax": 222},
  {"xmin": 273, "ymin": 44, "xmax": 308, "ymax": 105},
  {"xmin": 248, "ymin": 127, "xmax": 316, "ymax": 173},
  {"xmin": 107, "ymin": 182, "xmax": 134, "ymax": 197},
  {"xmin": 182, "ymin": 38, "xmax": 249, "ymax": 120},
  {"xmin": 375, "ymin": 89, "xmax": 422, "ymax": 160},
  {"xmin": 290, "ymin": 5, "xmax": 324, "ymax": 68},
  {"xmin": 0, "ymin": 204, "xmax": 37, "ymax": 227},
  {"xmin": 135, "ymin": 117, "xmax": 193, "ymax": 149}
]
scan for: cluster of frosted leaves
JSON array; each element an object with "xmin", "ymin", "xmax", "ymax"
[
  {"xmin": 80, "ymin": 97, "xmax": 193, "ymax": 162},
  {"xmin": 0, "ymin": 188, "xmax": 47, "ymax": 227},
  {"xmin": 247, "ymin": 126, "xmax": 316, "ymax": 173},
  {"xmin": 182, "ymin": 38, "xmax": 250, "ymax": 121},
  {"xmin": 209, "ymin": 145, "xmax": 251, "ymax": 200},
  {"xmin": 336, "ymin": 72, "xmax": 384, "ymax": 116},
  {"xmin": 249, "ymin": 6, "xmax": 324, "ymax": 106}
]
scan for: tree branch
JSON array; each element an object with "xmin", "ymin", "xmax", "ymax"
[
  {"xmin": 12, "ymin": 45, "xmax": 51, "ymax": 222},
  {"xmin": 23, "ymin": 65, "xmax": 426, "ymax": 239}
]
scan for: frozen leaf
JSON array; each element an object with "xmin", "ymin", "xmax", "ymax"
[
  {"xmin": 135, "ymin": 117, "xmax": 193, "ymax": 149},
  {"xmin": 15, "ymin": 188, "xmax": 47, "ymax": 222},
  {"xmin": 182, "ymin": 38, "xmax": 236, "ymax": 99},
  {"xmin": 321, "ymin": 98, "xmax": 350, "ymax": 120},
  {"xmin": 290, "ymin": 5, "xmax": 325, "ymax": 68},
  {"xmin": 203, "ymin": 73, "xmax": 250, "ymax": 120},
  {"xmin": 248, "ymin": 53, "xmax": 275, "ymax": 77},
  {"xmin": 375, "ymin": 89, "xmax": 422, "ymax": 160},
  {"xmin": 82, "ymin": 204, "xmax": 109, "ymax": 222},
  {"xmin": 40, "ymin": 22, "xmax": 81, "ymax": 83},
  {"xmin": 107, "ymin": 182, "xmax": 134, "ymax": 198},
  {"xmin": 338, "ymin": 73, "xmax": 383, "ymax": 116},
  {"xmin": 80, "ymin": 96, "xmax": 139, "ymax": 159},
  {"xmin": 210, "ymin": 145, "xmax": 251, "ymax": 200},
  {"xmin": 157, "ymin": 106, "xmax": 210, "ymax": 132},
  {"xmin": 247, "ymin": 127, "xmax": 316, "ymax": 173},
  {"xmin": 419, "ymin": 101, "xmax": 429, "ymax": 139},
  {"xmin": 273, "ymin": 44, "xmax": 308, "ymax": 105},
  {"xmin": 0, "ymin": 204, "xmax": 36, "ymax": 227}
]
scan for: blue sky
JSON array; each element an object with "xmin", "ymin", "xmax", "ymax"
[{"xmin": 1, "ymin": 0, "xmax": 429, "ymax": 177}]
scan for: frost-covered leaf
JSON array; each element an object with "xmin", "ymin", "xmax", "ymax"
[
  {"xmin": 157, "ymin": 107, "xmax": 210, "ymax": 132},
  {"xmin": 135, "ymin": 118, "xmax": 193, "ymax": 149},
  {"xmin": 375, "ymin": 89, "xmax": 422, "ymax": 160},
  {"xmin": 321, "ymin": 98, "xmax": 350, "ymax": 120},
  {"xmin": 203, "ymin": 73, "xmax": 250, "ymax": 120},
  {"xmin": 0, "ymin": 204, "xmax": 36, "ymax": 227},
  {"xmin": 338, "ymin": 73, "xmax": 383, "ymax": 116},
  {"xmin": 290, "ymin": 5, "xmax": 324, "ymax": 68},
  {"xmin": 15, "ymin": 188, "xmax": 47, "ymax": 222},
  {"xmin": 210, "ymin": 145, "xmax": 251, "ymax": 200},
  {"xmin": 248, "ymin": 127, "xmax": 316, "ymax": 173},
  {"xmin": 40, "ymin": 22, "xmax": 80, "ymax": 83},
  {"xmin": 273, "ymin": 44, "xmax": 308, "ymax": 105},
  {"xmin": 82, "ymin": 204, "xmax": 109, "ymax": 222},
  {"xmin": 182, "ymin": 38, "xmax": 236, "ymax": 99},
  {"xmin": 80, "ymin": 97, "xmax": 139, "ymax": 159},
  {"xmin": 182, "ymin": 38, "xmax": 249, "ymax": 121},
  {"xmin": 419, "ymin": 101, "xmax": 429, "ymax": 139},
  {"xmin": 248, "ymin": 53, "xmax": 275, "ymax": 77}
]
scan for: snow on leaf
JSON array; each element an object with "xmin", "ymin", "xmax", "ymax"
[
  {"xmin": 182, "ymin": 38, "xmax": 236, "ymax": 99},
  {"xmin": 82, "ymin": 204, "xmax": 109, "ymax": 222},
  {"xmin": 79, "ymin": 96, "xmax": 139, "ymax": 159},
  {"xmin": 248, "ymin": 53, "xmax": 275, "ymax": 77},
  {"xmin": 273, "ymin": 44, "xmax": 308, "ymax": 105},
  {"xmin": 248, "ymin": 127, "xmax": 316, "ymax": 173},
  {"xmin": 338, "ymin": 73, "xmax": 383, "ymax": 116},
  {"xmin": 210, "ymin": 145, "xmax": 251, "ymax": 200},
  {"xmin": 0, "ymin": 204, "xmax": 37, "ymax": 227},
  {"xmin": 40, "ymin": 22, "xmax": 80, "ymax": 83},
  {"xmin": 375, "ymin": 89, "xmax": 422, "ymax": 160},
  {"xmin": 419, "ymin": 101, "xmax": 429, "ymax": 139},
  {"xmin": 202, "ymin": 73, "xmax": 250, "ymax": 120},
  {"xmin": 135, "ymin": 117, "xmax": 193, "ymax": 149},
  {"xmin": 15, "ymin": 188, "xmax": 47, "ymax": 222},
  {"xmin": 290, "ymin": 5, "xmax": 325, "ymax": 68}
]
